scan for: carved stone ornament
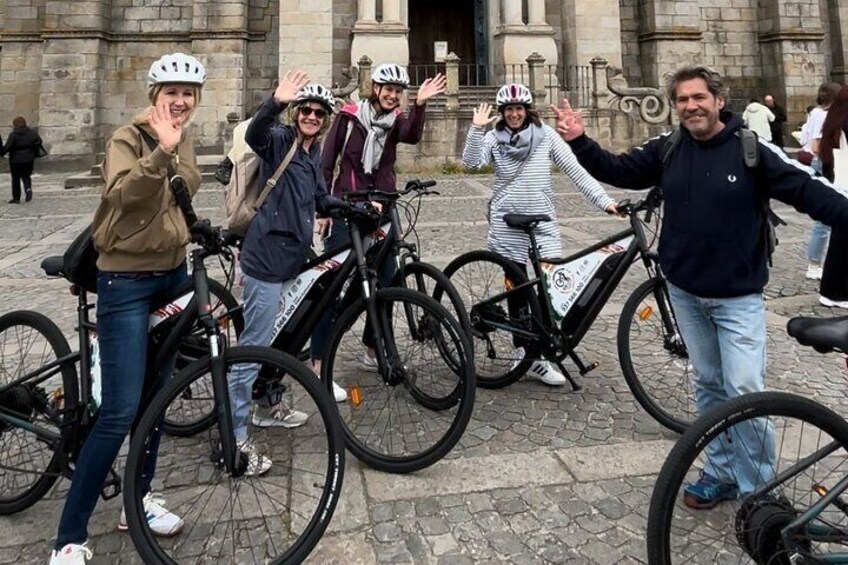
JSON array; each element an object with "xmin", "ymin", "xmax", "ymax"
[{"xmin": 606, "ymin": 66, "xmax": 670, "ymax": 124}]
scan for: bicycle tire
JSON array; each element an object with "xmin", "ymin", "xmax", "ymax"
[
  {"xmin": 162, "ymin": 279, "xmax": 244, "ymax": 437},
  {"xmin": 397, "ymin": 260, "xmax": 472, "ymax": 335},
  {"xmin": 124, "ymin": 346, "xmax": 344, "ymax": 565},
  {"xmin": 617, "ymin": 278, "xmax": 694, "ymax": 432},
  {"xmin": 443, "ymin": 250, "xmax": 535, "ymax": 389},
  {"xmin": 0, "ymin": 310, "xmax": 78, "ymax": 515},
  {"xmin": 324, "ymin": 287, "xmax": 475, "ymax": 473},
  {"xmin": 647, "ymin": 391, "xmax": 848, "ymax": 565}
]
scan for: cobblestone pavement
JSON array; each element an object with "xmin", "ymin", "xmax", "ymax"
[{"xmin": 0, "ymin": 172, "xmax": 845, "ymax": 564}]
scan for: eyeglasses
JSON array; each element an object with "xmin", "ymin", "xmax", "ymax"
[{"xmin": 299, "ymin": 107, "xmax": 328, "ymax": 119}]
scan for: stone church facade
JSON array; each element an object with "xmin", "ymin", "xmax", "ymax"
[{"xmin": 0, "ymin": 0, "xmax": 845, "ymax": 170}]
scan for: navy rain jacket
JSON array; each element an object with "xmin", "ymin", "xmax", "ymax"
[
  {"xmin": 242, "ymin": 95, "xmax": 340, "ymax": 283},
  {"xmin": 568, "ymin": 113, "xmax": 848, "ymax": 298}
]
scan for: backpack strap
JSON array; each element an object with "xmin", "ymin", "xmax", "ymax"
[
  {"xmin": 660, "ymin": 129, "xmax": 682, "ymax": 167},
  {"xmin": 135, "ymin": 126, "xmax": 198, "ymax": 227},
  {"xmin": 254, "ymin": 141, "xmax": 298, "ymax": 211}
]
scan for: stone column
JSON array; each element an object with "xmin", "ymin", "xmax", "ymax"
[
  {"xmin": 636, "ymin": 0, "xmax": 701, "ymax": 87},
  {"xmin": 383, "ymin": 0, "xmax": 402, "ymax": 23},
  {"xmin": 527, "ymin": 0, "xmax": 546, "ymax": 26},
  {"xmin": 501, "ymin": 0, "xmax": 523, "ymax": 27},
  {"xmin": 560, "ymin": 0, "xmax": 624, "ymax": 68},
  {"xmin": 350, "ymin": 0, "xmax": 409, "ymax": 69},
  {"xmin": 495, "ymin": 0, "xmax": 557, "ymax": 84},
  {"xmin": 192, "ymin": 0, "xmax": 250, "ymax": 152},
  {"xmin": 757, "ymin": 0, "xmax": 828, "ymax": 126},
  {"xmin": 279, "ymin": 0, "xmax": 335, "ymax": 85},
  {"xmin": 444, "ymin": 52, "xmax": 460, "ymax": 112},
  {"xmin": 39, "ymin": 0, "xmax": 110, "ymax": 170},
  {"xmin": 831, "ymin": 0, "xmax": 848, "ymax": 84},
  {"xmin": 357, "ymin": 0, "xmax": 376, "ymax": 23}
]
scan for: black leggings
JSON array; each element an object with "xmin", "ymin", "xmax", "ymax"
[
  {"xmin": 10, "ymin": 161, "xmax": 34, "ymax": 201},
  {"xmin": 821, "ymin": 227, "xmax": 848, "ymax": 301}
]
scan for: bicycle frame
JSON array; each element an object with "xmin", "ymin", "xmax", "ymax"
[{"xmin": 471, "ymin": 201, "xmax": 672, "ymax": 364}]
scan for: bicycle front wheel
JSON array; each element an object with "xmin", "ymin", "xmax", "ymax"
[
  {"xmin": 325, "ymin": 287, "xmax": 475, "ymax": 473},
  {"xmin": 618, "ymin": 278, "xmax": 695, "ymax": 432},
  {"xmin": 443, "ymin": 250, "xmax": 536, "ymax": 389},
  {"xmin": 124, "ymin": 346, "xmax": 344, "ymax": 565},
  {"xmin": 647, "ymin": 392, "xmax": 848, "ymax": 565},
  {"xmin": 0, "ymin": 310, "xmax": 77, "ymax": 515},
  {"xmin": 162, "ymin": 279, "xmax": 244, "ymax": 437}
]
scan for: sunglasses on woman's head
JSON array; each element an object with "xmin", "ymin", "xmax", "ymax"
[{"xmin": 299, "ymin": 106, "xmax": 328, "ymax": 119}]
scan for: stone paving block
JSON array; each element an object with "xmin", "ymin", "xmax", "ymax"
[{"xmin": 555, "ymin": 439, "xmax": 675, "ymax": 481}]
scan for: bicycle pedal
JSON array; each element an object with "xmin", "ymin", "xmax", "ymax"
[
  {"xmin": 580, "ymin": 361, "xmax": 600, "ymax": 376},
  {"xmin": 100, "ymin": 469, "xmax": 122, "ymax": 500}
]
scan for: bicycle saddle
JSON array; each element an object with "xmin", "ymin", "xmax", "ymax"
[
  {"xmin": 503, "ymin": 213, "xmax": 551, "ymax": 230},
  {"xmin": 787, "ymin": 315, "xmax": 848, "ymax": 354},
  {"xmin": 40, "ymin": 255, "xmax": 66, "ymax": 278}
]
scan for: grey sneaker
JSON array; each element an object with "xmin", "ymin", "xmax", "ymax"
[{"xmin": 252, "ymin": 401, "xmax": 309, "ymax": 428}]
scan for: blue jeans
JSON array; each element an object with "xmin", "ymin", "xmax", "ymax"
[
  {"xmin": 667, "ymin": 283, "xmax": 775, "ymax": 495},
  {"xmin": 56, "ymin": 265, "xmax": 187, "ymax": 548},
  {"xmin": 309, "ymin": 220, "xmax": 397, "ymax": 360},
  {"xmin": 228, "ymin": 273, "xmax": 282, "ymax": 442},
  {"xmin": 806, "ymin": 221, "xmax": 831, "ymax": 263}
]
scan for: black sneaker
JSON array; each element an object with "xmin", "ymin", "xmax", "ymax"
[
  {"xmin": 7, "ymin": 199, "xmax": 19, "ymax": 204},
  {"xmin": 25, "ymin": 190, "xmax": 32, "ymax": 202}
]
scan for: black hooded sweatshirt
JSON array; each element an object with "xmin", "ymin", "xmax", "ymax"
[{"xmin": 568, "ymin": 113, "xmax": 848, "ymax": 298}]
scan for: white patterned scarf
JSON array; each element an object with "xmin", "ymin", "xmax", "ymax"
[{"xmin": 356, "ymin": 101, "xmax": 397, "ymax": 174}]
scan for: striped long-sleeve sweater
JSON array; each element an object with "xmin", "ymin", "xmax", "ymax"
[{"xmin": 462, "ymin": 123, "xmax": 614, "ymax": 264}]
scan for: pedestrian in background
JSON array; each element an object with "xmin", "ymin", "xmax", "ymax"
[
  {"xmin": 1, "ymin": 116, "xmax": 44, "ymax": 204},
  {"xmin": 763, "ymin": 94, "xmax": 786, "ymax": 148}
]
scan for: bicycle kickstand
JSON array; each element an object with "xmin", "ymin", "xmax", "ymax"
[{"xmin": 553, "ymin": 360, "xmax": 582, "ymax": 392}]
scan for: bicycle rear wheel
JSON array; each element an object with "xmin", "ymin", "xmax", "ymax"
[
  {"xmin": 396, "ymin": 260, "xmax": 472, "ymax": 336},
  {"xmin": 443, "ymin": 250, "xmax": 535, "ymax": 389},
  {"xmin": 0, "ymin": 310, "xmax": 78, "ymax": 515},
  {"xmin": 647, "ymin": 392, "xmax": 848, "ymax": 564},
  {"xmin": 124, "ymin": 346, "xmax": 344, "ymax": 564},
  {"xmin": 162, "ymin": 279, "xmax": 244, "ymax": 437},
  {"xmin": 324, "ymin": 287, "xmax": 475, "ymax": 473},
  {"xmin": 618, "ymin": 278, "xmax": 695, "ymax": 432}
]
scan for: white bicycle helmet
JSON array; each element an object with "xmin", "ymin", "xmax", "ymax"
[
  {"xmin": 147, "ymin": 53, "xmax": 206, "ymax": 88},
  {"xmin": 372, "ymin": 63, "xmax": 410, "ymax": 89},
  {"xmin": 496, "ymin": 83, "xmax": 533, "ymax": 109},
  {"xmin": 296, "ymin": 83, "xmax": 336, "ymax": 113}
]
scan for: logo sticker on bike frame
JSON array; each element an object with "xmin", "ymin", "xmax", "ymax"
[
  {"xmin": 271, "ymin": 221, "xmax": 392, "ymax": 340},
  {"xmin": 543, "ymin": 235, "xmax": 634, "ymax": 322},
  {"xmin": 149, "ymin": 293, "xmax": 193, "ymax": 330}
]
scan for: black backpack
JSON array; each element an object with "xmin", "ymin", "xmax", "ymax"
[{"xmin": 660, "ymin": 127, "xmax": 786, "ymax": 266}]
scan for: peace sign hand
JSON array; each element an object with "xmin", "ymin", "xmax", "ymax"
[
  {"xmin": 472, "ymin": 103, "xmax": 498, "ymax": 128},
  {"xmin": 550, "ymin": 98, "xmax": 585, "ymax": 141}
]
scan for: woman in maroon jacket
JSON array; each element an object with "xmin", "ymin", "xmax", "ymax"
[{"xmin": 311, "ymin": 64, "xmax": 445, "ymax": 394}]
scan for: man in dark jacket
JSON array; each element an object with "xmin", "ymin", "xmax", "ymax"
[
  {"xmin": 763, "ymin": 94, "xmax": 787, "ymax": 148},
  {"xmin": 1, "ymin": 116, "xmax": 43, "ymax": 203},
  {"xmin": 553, "ymin": 65, "xmax": 848, "ymax": 509}
]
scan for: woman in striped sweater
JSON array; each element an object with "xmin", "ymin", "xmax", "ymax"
[{"xmin": 462, "ymin": 83, "xmax": 618, "ymax": 385}]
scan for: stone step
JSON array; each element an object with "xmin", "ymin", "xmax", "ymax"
[{"xmin": 67, "ymin": 154, "xmax": 224, "ymax": 189}]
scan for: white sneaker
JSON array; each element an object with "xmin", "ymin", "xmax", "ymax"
[
  {"xmin": 360, "ymin": 353, "xmax": 378, "ymax": 371},
  {"xmin": 332, "ymin": 381, "xmax": 348, "ymax": 402},
  {"xmin": 49, "ymin": 543, "xmax": 92, "ymax": 565},
  {"xmin": 819, "ymin": 295, "xmax": 848, "ymax": 309},
  {"xmin": 118, "ymin": 492, "xmax": 184, "ymax": 536},
  {"xmin": 252, "ymin": 401, "xmax": 309, "ymax": 428},
  {"xmin": 524, "ymin": 360, "xmax": 567, "ymax": 386},
  {"xmin": 237, "ymin": 438, "xmax": 272, "ymax": 476},
  {"xmin": 806, "ymin": 264, "xmax": 823, "ymax": 280}
]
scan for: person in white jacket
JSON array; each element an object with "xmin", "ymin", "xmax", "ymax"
[{"xmin": 742, "ymin": 98, "xmax": 775, "ymax": 141}]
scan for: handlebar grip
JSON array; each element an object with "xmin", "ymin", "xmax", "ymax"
[{"xmin": 420, "ymin": 180, "xmax": 437, "ymax": 189}]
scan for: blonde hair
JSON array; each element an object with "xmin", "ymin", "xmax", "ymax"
[{"xmin": 134, "ymin": 83, "xmax": 202, "ymax": 125}]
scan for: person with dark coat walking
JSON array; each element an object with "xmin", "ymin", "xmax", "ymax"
[
  {"xmin": 764, "ymin": 94, "xmax": 787, "ymax": 148},
  {"xmin": 1, "ymin": 116, "xmax": 43, "ymax": 203}
]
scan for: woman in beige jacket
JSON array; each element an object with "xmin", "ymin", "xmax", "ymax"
[{"xmin": 49, "ymin": 53, "xmax": 205, "ymax": 565}]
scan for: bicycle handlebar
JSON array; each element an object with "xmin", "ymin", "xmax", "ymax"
[{"xmin": 189, "ymin": 220, "xmax": 240, "ymax": 254}]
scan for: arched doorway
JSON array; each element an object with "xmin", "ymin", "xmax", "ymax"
[{"xmin": 407, "ymin": 0, "xmax": 489, "ymax": 85}]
